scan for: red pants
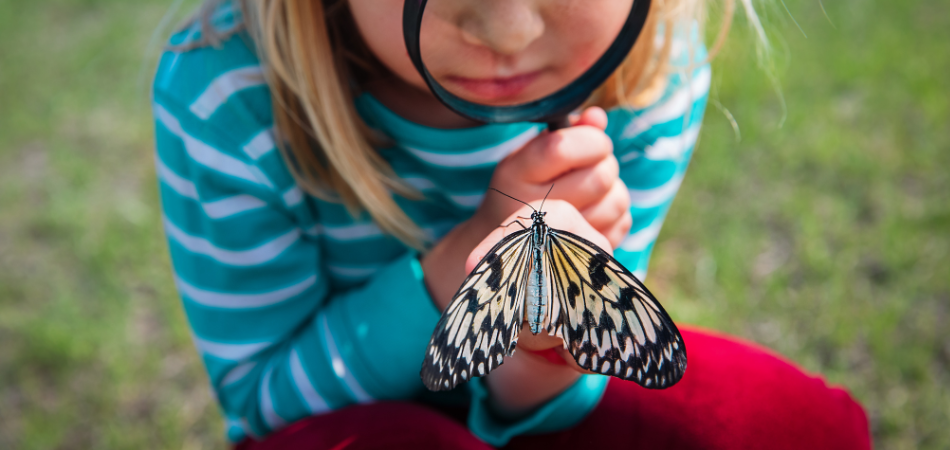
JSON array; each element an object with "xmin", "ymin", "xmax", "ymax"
[{"xmin": 238, "ymin": 327, "xmax": 870, "ymax": 449}]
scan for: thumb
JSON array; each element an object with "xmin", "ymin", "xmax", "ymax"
[{"xmin": 568, "ymin": 106, "xmax": 608, "ymax": 131}]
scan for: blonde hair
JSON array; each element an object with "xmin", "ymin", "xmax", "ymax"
[{"xmin": 178, "ymin": 0, "xmax": 757, "ymax": 250}]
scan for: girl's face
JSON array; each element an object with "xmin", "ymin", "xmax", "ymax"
[{"xmin": 348, "ymin": 0, "xmax": 633, "ymax": 107}]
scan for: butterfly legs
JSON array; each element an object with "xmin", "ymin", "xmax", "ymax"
[{"xmin": 500, "ymin": 217, "xmax": 531, "ymax": 231}]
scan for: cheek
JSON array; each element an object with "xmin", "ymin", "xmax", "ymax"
[
  {"xmin": 547, "ymin": 0, "xmax": 633, "ymax": 77},
  {"xmin": 347, "ymin": 0, "xmax": 427, "ymax": 89}
]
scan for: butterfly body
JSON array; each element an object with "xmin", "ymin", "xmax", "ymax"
[
  {"xmin": 526, "ymin": 213, "xmax": 550, "ymax": 334},
  {"xmin": 421, "ymin": 206, "xmax": 687, "ymax": 392}
]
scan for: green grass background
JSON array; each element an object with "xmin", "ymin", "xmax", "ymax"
[{"xmin": 0, "ymin": 0, "xmax": 946, "ymax": 448}]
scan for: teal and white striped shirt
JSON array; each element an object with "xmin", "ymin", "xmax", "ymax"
[{"xmin": 152, "ymin": 7, "xmax": 709, "ymax": 445}]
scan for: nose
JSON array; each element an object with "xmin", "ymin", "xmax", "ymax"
[{"xmin": 459, "ymin": 0, "xmax": 545, "ymax": 56}]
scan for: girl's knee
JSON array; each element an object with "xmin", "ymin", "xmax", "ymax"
[
  {"xmin": 584, "ymin": 328, "xmax": 870, "ymax": 449},
  {"xmin": 239, "ymin": 402, "xmax": 491, "ymax": 450},
  {"xmin": 677, "ymin": 328, "xmax": 871, "ymax": 449}
]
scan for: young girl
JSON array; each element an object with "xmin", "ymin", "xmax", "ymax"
[{"xmin": 152, "ymin": 0, "xmax": 870, "ymax": 448}]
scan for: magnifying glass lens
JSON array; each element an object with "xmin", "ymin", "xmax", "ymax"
[
  {"xmin": 419, "ymin": 0, "xmax": 634, "ymax": 107},
  {"xmin": 405, "ymin": 0, "xmax": 650, "ymax": 127}
]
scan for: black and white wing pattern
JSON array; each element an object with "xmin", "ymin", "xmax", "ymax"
[
  {"xmin": 546, "ymin": 230, "xmax": 687, "ymax": 389},
  {"xmin": 420, "ymin": 228, "xmax": 532, "ymax": 391}
]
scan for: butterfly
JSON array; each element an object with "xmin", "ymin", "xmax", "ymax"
[{"xmin": 421, "ymin": 188, "xmax": 687, "ymax": 392}]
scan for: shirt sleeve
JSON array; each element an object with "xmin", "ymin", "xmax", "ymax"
[
  {"xmin": 466, "ymin": 375, "xmax": 609, "ymax": 446},
  {"xmin": 153, "ymin": 55, "xmax": 441, "ymax": 442},
  {"xmin": 609, "ymin": 60, "xmax": 711, "ymax": 278}
]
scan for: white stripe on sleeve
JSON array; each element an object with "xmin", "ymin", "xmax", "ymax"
[
  {"xmin": 154, "ymin": 103, "xmax": 272, "ymax": 188},
  {"xmin": 157, "ymin": 155, "xmax": 268, "ymax": 219},
  {"xmin": 202, "ymin": 195, "xmax": 268, "ymax": 219},
  {"xmin": 174, "ymin": 273, "xmax": 317, "ymax": 309},
  {"xmin": 401, "ymin": 176, "xmax": 437, "ymax": 190},
  {"xmin": 628, "ymin": 175, "xmax": 684, "ymax": 209},
  {"xmin": 282, "ymin": 186, "xmax": 304, "ymax": 208},
  {"xmin": 305, "ymin": 222, "xmax": 383, "ymax": 240},
  {"xmin": 326, "ymin": 263, "xmax": 381, "ymax": 279},
  {"xmin": 620, "ymin": 219, "xmax": 665, "ymax": 253},
  {"xmin": 259, "ymin": 367, "xmax": 287, "ymax": 431},
  {"xmin": 643, "ymin": 126, "xmax": 701, "ymax": 161},
  {"xmin": 190, "ymin": 66, "xmax": 266, "ymax": 120},
  {"xmin": 242, "ymin": 128, "xmax": 277, "ymax": 160},
  {"xmin": 163, "ymin": 216, "xmax": 301, "ymax": 266},
  {"xmin": 397, "ymin": 176, "xmax": 485, "ymax": 209},
  {"xmin": 319, "ymin": 314, "xmax": 373, "ymax": 403},
  {"xmin": 221, "ymin": 361, "xmax": 258, "ymax": 386},
  {"xmin": 403, "ymin": 127, "xmax": 539, "ymax": 167},
  {"xmin": 289, "ymin": 348, "xmax": 331, "ymax": 414},
  {"xmin": 155, "ymin": 155, "xmax": 198, "ymax": 198},
  {"xmin": 622, "ymin": 67, "xmax": 711, "ymax": 139},
  {"xmin": 621, "ymin": 126, "xmax": 702, "ymax": 163},
  {"xmin": 193, "ymin": 335, "xmax": 271, "ymax": 361}
]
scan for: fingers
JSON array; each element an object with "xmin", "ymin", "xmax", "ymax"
[
  {"xmin": 466, "ymin": 200, "xmax": 612, "ymax": 273},
  {"xmin": 499, "ymin": 107, "xmax": 613, "ymax": 186},
  {"xmin": 579, "ymin": 178, "xmax": 631, "ymax": 248},
  {"xmin": 579, "ymin": 178, "xmax": 629, "ymax": 230},
  {"xmin": 512, "ymin": 126, "xmax": 614, "ymax": 184},
  {"xmin": 549, "ymin": 155, "xmax": 619, "ymax": 211},
  {"xmin": 535, "ymin": 200, "xmax": 613, "ymax": 251},
  {"xmin": 602, "ymin": 211, "xmax": 633, "ymax": 251},
  {"xmin": 569, "ymin": 106, "xmax": 608, "ymax": 130}
]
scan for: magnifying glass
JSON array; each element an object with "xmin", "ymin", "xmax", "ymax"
[{"xmin": 403, "ymin": 0, "xmax": 651, "ymax": 130}]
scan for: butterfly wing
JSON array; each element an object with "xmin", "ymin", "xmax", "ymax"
[
  {"xmin": 545, "ymin": 229, "xmax": 687, "ymax": 389},
  {"xmin": 421, "ymin": 228, "xmax": 533, "ymax": 391}
]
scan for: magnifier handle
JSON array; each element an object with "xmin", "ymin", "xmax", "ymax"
[{"xmin": 546, "ymin": 116, "xmax": 572, "ymax": 131}]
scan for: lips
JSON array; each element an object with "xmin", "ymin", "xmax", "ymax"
[{"xmin": 443, "ymin": 70, "xmax": 542, "ymax": 102}]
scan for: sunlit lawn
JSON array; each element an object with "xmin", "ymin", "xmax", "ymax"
[{"xmin": 0, "ymin": 0, "xmax": 946, "ymax": 448}]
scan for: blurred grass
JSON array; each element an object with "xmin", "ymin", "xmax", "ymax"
[
  {"xmin": 0, "ymin": 0, "xmax": 946, "ymax": 448},
  {"xmin": 0, "ymin": 0, "xmax": 220, "ymax": 448}
]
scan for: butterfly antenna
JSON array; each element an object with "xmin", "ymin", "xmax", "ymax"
[
  {"xmin": 538, "ymin": 184, "xmax": 555, "ymax": 212},
  {"xmin": 489, "ymin": 188, "xmax": 536, "ymax": 212}
]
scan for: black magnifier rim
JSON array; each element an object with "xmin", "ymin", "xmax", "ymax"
[{"xmin": 403, "ymin": 0, "xmax": 652, "ymax": 124}]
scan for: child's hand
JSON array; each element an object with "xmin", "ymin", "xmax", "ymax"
[
  {"xmin": 420, "ymin": 141, "xmax": 616, "ymax": 415},
  {"xmin": 420, "ymin": 107, "xmax": 629, "ymax": 314},
  {"xmin": 480, "ymin": 106, "xmax": 632, "ymax": 249},
  {"xmin": 465, "ymin": 201, "xmax": 603, "ymax": 417}
]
